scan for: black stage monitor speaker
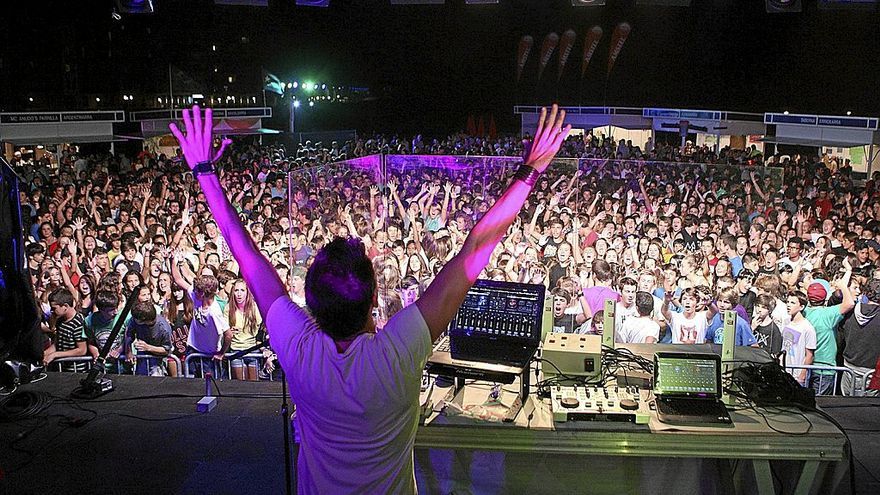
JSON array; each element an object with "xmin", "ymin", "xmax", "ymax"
[{"xmin": 0, "ymin": 158, "xmax": 42, "ymax": 387}]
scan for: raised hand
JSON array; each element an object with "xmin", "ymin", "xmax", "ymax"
[
  {"xmin": 72, "ymin": 217, "xmax": 86, "ymax": 232},
  {"xmin": 523, "ymin": 105, "xmax": 571, "ymax": 173},
  {"xmin": 369, "ymin": 185, "xmax": 379, "ymax": 197},
  {"xmin": 168, "ymin": 105, "xmax": 233, "ymax": 170},
  {"xmin": 777, "ymin": 210, "xmax": 789, "ymax": 225}
]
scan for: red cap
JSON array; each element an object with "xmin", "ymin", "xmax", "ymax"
[{"xmin": 807, "ymin": 283, "xmax": 827, "ymax": 304}]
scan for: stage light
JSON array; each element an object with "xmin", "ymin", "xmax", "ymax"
[
  {"xmin": 96, "ymin": 97, "xmax": 101, "ymax": 102},
  {"xmin": 847, "ymin": 111, "xmax": 852, "ymax": 115},
  {"xmin": 321, "ymin": 83, "xmax": 326, "ymax": 90},
  {"xmin": 293, "ymin": 81, "xmax": 299, "ymax": 88},
  {"xmin": 212, "ymin": 44, "xmax": 217, "ymax": 51},
  {"xmin": 286, "ymin": 82, "xmax": 293, "ymax": 89},
  {"xmin": 192, "ymin": 93, "xmax": 205, "ymax": 99},
  {"xmin": 128, "ymin": 95, "xmax": 134, "ymax": 100},
  {"xmin": 571, "ymin": 0, "xmax": 605, "ymax": 5},
  {"xmin": 766, "ymin": 0, "xmax": 802, "ymax": 13},
  {"xmin": 309, "ymin": 101, "xmax": 314, "ymax": 107},
  {"xmin": 28, "ymin": 97, "xmax": 33, "ymax": 102},
  {"xmin": 783, "ymin": 111, "xmax": 789, "ymax": 115},
  {"xmin": 313, "ymin": 84, "xmax": 319, "ymax": 90},
  {"xmin": 294, "ymin": 100, "xmax": 301, "ymax": 108},
  {"xmin": 123, "ymin": 95, "xmax": 128, "ymax": 101},
  {"xmin": 228, "ymin": 76, "xmax": 234, "ymax": 83},
  {"xmin": 304, "ymin": 81, "xmax": 313, "ymax": 91}
]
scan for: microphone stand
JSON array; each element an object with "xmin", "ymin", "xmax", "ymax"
[
  {"xmin": 71, "ymin": 285, "xmax": 143, "ymax": 399},
  {"xmin": 228, "ymin": 341, "xmax": 294, "ymax": 495}
]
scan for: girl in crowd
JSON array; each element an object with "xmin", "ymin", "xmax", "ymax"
[{"xmin": 226, "ymin": 279, "xmax": 263, "ymax": 381}]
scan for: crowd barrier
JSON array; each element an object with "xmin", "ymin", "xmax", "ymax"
[
  {"xmin": 48, "ymin": 357, "xmax": 871, "ymax": 393},
  {"xmin": 183, "ymin": 352, "xmax": 273, "ymax": 380},
  {"xmin": 783, "ymin": 364, "xmax": 876, "ymax": 396},
  {"xmin": 50, "ymin": 354, "xmax": 182, "ymax": 376}
]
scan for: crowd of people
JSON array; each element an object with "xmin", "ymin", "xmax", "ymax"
[{"xmin": 11, "ymin": 129, "xmax": 880, "ymax": 395}]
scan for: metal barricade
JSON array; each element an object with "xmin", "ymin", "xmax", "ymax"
[
  {"xmin": 126, "ymin": 353, "xmax": 183, "ymax": 377},
  {"xmin": 225, "ymin": 352, "xmax": 274, "ymax": 381},
  {"xmin": 855, "ymin": 369, "xmax": 877, "ymax": 397},
  {"xmin": 183, "ymin": 352, "xmax": 274, "ymax": 380},
  {"xmin": 783, "ymin": 364, "xmax": 858, "ymax": 396},
  {"xmin": 49, "ymin": 356, "xmax": 94, "ymax": 373},
  {"xmin": 184, "ymin": 353, "xmax": 223, "ymax": 379}
]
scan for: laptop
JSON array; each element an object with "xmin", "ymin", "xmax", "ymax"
[
  {"xmin": 426, "ymin": 280, "xmax": 545, "ymax": 382},
  {"xmin": 652, "ymin": 351, "xmax": 732, "ymax": 425}
]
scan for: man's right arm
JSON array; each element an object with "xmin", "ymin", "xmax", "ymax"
[{"xmin": 169, "ymin": 107, "xmax": 287, "ymax": 318}]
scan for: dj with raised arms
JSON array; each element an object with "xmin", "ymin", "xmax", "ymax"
[{"xmin": 169, "ymin": 105, "xmax": 570, "ymax": 494}]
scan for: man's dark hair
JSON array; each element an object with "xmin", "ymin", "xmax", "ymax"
[
  {"xmin": 26, "ymin": 243, "xmax": 45, "ymax": 256},
  {"xmin": 305, "ymin": 237, "xmax": 376, "ymax": 340},
  {"xmin": 864, "ymin": 279, "xmax": 880, "ymax": 304},
  {"xmin": 95, "ymin": 290, "xmax": 119, "ymax": 311},
  {"xmin": 132, "ymin": 301, "xmax": 157, "ymax": 324},
  {"xmin": 635, "ymin": 291, "xmax": 654, "ymax": 317},
  {"xmin": 48, "ymin": 287, "xmax": 74, "ymax": 307}
]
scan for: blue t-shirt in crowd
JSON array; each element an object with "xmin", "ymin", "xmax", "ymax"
[
  {"xmin": 730, "ymin": 256, "xmax": 743, "ymax": 277},
  {"xmin": 705, "ymin": 313, "xmax": 758, "ymax": 346}
]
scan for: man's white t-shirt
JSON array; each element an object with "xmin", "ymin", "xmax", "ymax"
[
  {"xmin": 782, "ymin": 318, "xmax": 817, "ymax": 381},
  {"xmin": 616, "ymin": 315, "xmax": 660, "ymax": 344},
  {"xmin": 668, "ymin": 311, "xmax": 708, "ymax": 344},
  {"xmin": 186, "ymin": 291, "xmax": 229, "ymax": 353},
  {"xmin": 267, "ymin": 297, "xmax": 431, "ymax": 495},
  {"xmin": 614, "ymin": 302, "xmax": 639, "ymax": 333}
]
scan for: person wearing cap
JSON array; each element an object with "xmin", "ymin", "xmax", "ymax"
[{"xmin": 804, "ymin": 259, "xmax": 855, "ymax": 395}]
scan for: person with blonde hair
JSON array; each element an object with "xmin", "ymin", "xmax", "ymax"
[{"xmin": 226, "ymin": 279, "xmax": 263, "ymax": 381}]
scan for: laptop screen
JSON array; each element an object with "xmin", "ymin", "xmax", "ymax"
[
  {"xmin": 653, "ymin": 353, "xmax": 721, "ymax": 399},
  {"xmin": 450, "ymin": 279, "xmax": 545, "ymax": 343}
]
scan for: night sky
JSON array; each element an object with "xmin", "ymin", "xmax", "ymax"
[{"xmin": 2, "ymin": 0, "xmax": 879, "ymax": 133}]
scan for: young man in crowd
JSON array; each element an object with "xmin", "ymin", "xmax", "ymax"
[
  {"xmin": 752, "ymin": 294, "xmax": 783, "ymax": 355},
  {"xmin": 123, "ymin": 301, "xmax": 173, "ymax": 376},
  {"xmin": 616, "ymin": 291, "xmax": 660, "ymax": 344},
  {"xmin": 782, "ymin": 291, "xmax": 817, "ymax": 387},
  {"xmin": 582, "ymin": 259, "xmax": 619, "ymax": 315},
  {"xmin": 804, "ymin": 260, "xmax": 854, "ymax": 396},
  {"xmin": 662, "ymin": 287, "xmax": 716, "ymax": 344},
  {"xmin": 704, "ymin": 287, "xmax": 758, "ymax": 347},
  {"xmin": 43, "ymin": 287, "xmax": 88, "ymax": 372},
  {"xmin": 839, "ymin": 278, "xmax": 880, "ymax": 396},
  {"xmin": 85, "ymin": 289, "xmax": 129, "ymax": 371}
]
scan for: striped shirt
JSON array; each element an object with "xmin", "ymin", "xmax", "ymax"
[{"xmin": 56, "ymin": 313, "xmax": 88, "ymax": 372}]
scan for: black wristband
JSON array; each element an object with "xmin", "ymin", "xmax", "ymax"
[
  {"xmin": 192, "ymin": 161, "xmax": 216, "ymax": 177},
  {"xmin": 513, "ymin": 164, "xmax": 541, "ymax": 187}
]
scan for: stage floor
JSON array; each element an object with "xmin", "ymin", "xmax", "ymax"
[{"xmin": 1, "ymin": 373, "xmax": 878, "ymax": 494}]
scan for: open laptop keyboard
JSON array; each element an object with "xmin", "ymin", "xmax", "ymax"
[{"xmin": 659, "ymin": 399, "xmax": 721, "ymax": 417}]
